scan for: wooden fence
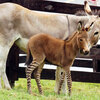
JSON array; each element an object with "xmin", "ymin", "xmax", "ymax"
[{"xmin": 1, "ymin": 0, "xmax": 100, "ymax": 86}]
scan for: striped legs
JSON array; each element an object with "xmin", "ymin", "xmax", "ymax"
[
  {"xmin": 34, "ymin": 62, "xmax": 44, "ymax": 94},
  {"xmin": 57, "ymin": 72, "xmax": 66, "ymax": 94},
  {"xmin": 55, "ymin": 67, "xmax": 67, "ymax": 94},
  {"xmin": 66, "ymin": 70, "xmax": 72, "ymax": 96},
  {"xmin": 57, "ymin": 68, "xmax": 72, "ymax": 96},
  {"xmin": 26, "ymin": 60, "xmax": 39, "ymax": 94}
]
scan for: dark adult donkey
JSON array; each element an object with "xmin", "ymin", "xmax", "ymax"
[{"xmin": 0, "ymin": 1, "xmax": 99, "ymax": 93}]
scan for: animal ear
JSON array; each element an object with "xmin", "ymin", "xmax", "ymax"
[
  {"xmin": 85, "ymin": 22, "xmax": 94, "ymax": 31},
  {"xmin": 84, "ymin": 1, "xmax": 92, "ymax": 15},
  {"xmin": 77, "ymin": 21, "xmax": 82, "ymax": 31}
]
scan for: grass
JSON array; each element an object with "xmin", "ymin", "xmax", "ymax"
[{"xmin": 0, "ymin": 79, "xmax": 100, "ymax": 100}]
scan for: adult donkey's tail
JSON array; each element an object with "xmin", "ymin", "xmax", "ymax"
[{"xmin": 25, "ymin": 43, "xmax": 32, "ymax": 65}]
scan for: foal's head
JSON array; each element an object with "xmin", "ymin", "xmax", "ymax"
[
  {"xmin": 76, "ymin": 22, "xmax": 97, "ymax": 55},
  {"xmin": 77, "ymin": 27, "xmax": 89, "ymax": 55}
]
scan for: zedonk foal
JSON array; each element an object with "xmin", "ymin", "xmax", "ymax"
[{"xmin": 26, "ymin": 22, "xmax": 97, "ymax": 95}]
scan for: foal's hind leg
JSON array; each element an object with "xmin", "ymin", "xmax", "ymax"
[
  {"xmin": 26, "ymin": 59, "xmax": 40, "ymax": 94},
  {"xmin": 34, "ymin": 62, "xmax": 44, "ymax": 94}
]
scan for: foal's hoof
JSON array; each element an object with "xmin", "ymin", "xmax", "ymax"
[
  {"xmin": 39, "ymin": 91, "xmax": 43, "ymax": 95},
  {"xmin": 28, "ymin": 90, "xmax": 33, "ymax": 95},
  {"xmin": 32, "ymin": 93, "xmax": 39, "ymax": 96}
]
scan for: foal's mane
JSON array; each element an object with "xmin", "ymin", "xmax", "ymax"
[
  {"xmin": 65, "ymin": 31, "xmax": 78, "ymax": 42},
  {"xmin": 75, "ymin": 10, "xmax": 100, "ymax": 16}
]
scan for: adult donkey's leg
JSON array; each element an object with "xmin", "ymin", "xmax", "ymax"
[
  {"xmin": 55, "ymin": 67, "xmax": 67, "ymax": 94},
  {"xmin": 0, "ymin": 46, "xmax": 11, "ymax": 89},
  {"xmin": 0, "ymin": 72, "xmax": 2, "ymax": 89}
]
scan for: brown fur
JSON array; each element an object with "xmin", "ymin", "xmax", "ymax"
[
  {"xmin": 26, "ymin": 26, "xmax": 92, "ymax": 95},
  {"xmin": 27, "ymin": 31, "xmax": 89, "ymax": 69}
]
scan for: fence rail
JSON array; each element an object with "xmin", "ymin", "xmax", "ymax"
[{"xmin": 18, "ymin": 67, "xmax": 100, "ymax": 83}]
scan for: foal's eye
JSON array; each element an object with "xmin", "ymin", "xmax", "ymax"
[
  {"xmin": 79, "ymin": 38, "xmax": 83, "ymax": 42},
  {"xmin": 94, "ymin": 32, "xmax": 99, "ymax": 36}
]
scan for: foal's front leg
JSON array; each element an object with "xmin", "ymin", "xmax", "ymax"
[
  {"xmin": 57, "ymin": 71, "xmax": 66, "ymax": 94},
  {"xmin": 55, "ymin": 67, "xmax": 67, "ymax": 94}
]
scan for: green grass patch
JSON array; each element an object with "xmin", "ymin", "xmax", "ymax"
[{"xmin": 0, "ymin": 79, "xmax": 100, "ymax": 100}]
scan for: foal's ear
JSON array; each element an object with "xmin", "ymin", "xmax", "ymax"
[
  {"xmin": 84, "ymin": 1, "xmax": 92, "ymax": 15},
  {"xmin": 77, "ymin": 21, "xmax": 82, "ymax": 31}
]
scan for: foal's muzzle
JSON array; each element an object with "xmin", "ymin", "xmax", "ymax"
[
  {"xmin": 80, "ymin": 49, "xmax": 89, "ymax": 55},
  {"xmin": 84, "ymin": 50, "xmax": 89, "ymax": 55}
]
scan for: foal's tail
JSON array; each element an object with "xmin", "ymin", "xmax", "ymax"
[{"xmin": 25, "ymin": 43, "xmax": 32, "ymax": 65}]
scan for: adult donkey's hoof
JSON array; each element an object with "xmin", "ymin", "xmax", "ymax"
[
  {"xmin": 6, "ymin": 87, "xmax": 11, "ymax": 90},
  {"xmin": 5, "ymin": 85, "xmax": 11, "ymax": 90}
]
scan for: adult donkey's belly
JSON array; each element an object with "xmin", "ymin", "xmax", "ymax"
[
  {"xmin": 15, "ymin": 38, "xmax": 29, "ymax": 53},
  {"xmin": 15, "ymin": 30, "xmax": 68, "ymax": 53}
]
